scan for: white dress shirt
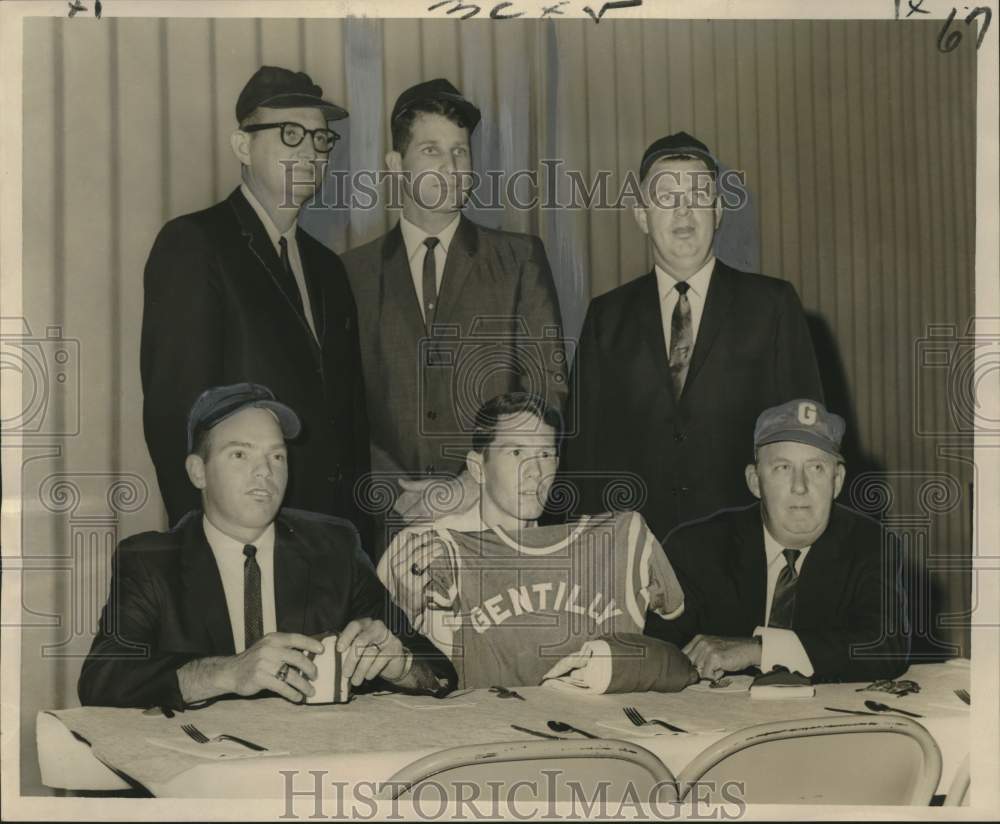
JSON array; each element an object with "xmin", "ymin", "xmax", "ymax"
[
  {"xmin": 240, "ymin": 183, "xmax": 318, "ymax": 340},
  {"xmin": 655, "ymin": 255, "xmax": 715, "ymax": 356},
  {"xmin": 399, "ymin": 213, "xmax": 461, "ymax": 322},
  {"xmin": 753, "ymin": 525, "xmax": 815, "ymax": 677},
  {"xmin": 203, "ymin": 516, "xmax": 278, "ymax": 653}
]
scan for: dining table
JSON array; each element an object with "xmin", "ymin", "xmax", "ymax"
[{"xmin": 36, "ymin": 661, "xmax": 970, "ymax": 800}]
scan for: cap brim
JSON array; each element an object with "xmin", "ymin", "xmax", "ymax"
[
  {"xmin": 756, "ymin": 431, "xmax": 843, "ymax": 461},
  {"xmin": 256, "ymin": 92, "xmax": 349, "ymax": 121},
  {"xmin": 641, "ymin": 147, "xmax": 718, "ymax": 180},
  {"xmin": 251, "ymin": 400, "xmax": 302, "ymax": 442}
]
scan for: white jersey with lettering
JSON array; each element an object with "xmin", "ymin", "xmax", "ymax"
[{"xmin": 424, "ymin": 511, "xmax": 685, "ymax": 689}]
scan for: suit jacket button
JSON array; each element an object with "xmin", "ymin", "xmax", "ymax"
[
  {"xmin": 673, "ymin": 431, "xmax": 686, "ymax": 443},
  {"xmin": 680, "ymin": 485, "xmax": 690, "ymax": 495},
  {"xmin": 426, "ymin": 410, "xmax": 437, "ymax": 420}
]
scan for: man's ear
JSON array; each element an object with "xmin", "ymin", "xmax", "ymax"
[
  {"xmin": 745, "ymin": 463, "xmax": 762, "ymax": 499},
  {"xmin": 633, "ymin": 204, "xmax": 651, "ymax": 236},
  {"xmin": 466, "ymin": 450, "xmax": 484, "ymax": 485},
  {"xmin": 833, "ymin": 462, "xmax": 846, "ymax": 499},
  {"xmin": 385, "ymin": 150, "xmax": 402, "ymax": 173},
  {"xmin": 186, "ymin": 454, "xmax": 207, "ymax": 491},
  {"xmin": 231, "ymin": 128, "xmax": 251, "ymax": 166},
  {"xmin": 713, "ymin": 192, "xmax": 723, "ymax": 230}
]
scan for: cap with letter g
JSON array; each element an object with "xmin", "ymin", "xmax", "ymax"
[
  {"xmin": 187, "ymin": 383, "xmax": 301, "ymax": 453},
  {"xmin": 753, "ymin": 399, "xmax": 845, "ymax": 461}
]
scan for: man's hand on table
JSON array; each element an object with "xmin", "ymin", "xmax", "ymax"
[
  {"xmin": 394, "ymin": 471, "xmax": 479, "ymax": 522},
  {"xmin": 338, "ymin": 618, "xmax": 412, "ymax": 687},
  {"xmin": 177, "ymin": 632, "xmax": 324, "ymax": 705},
  {"xmin": 683, "ymin": 634, "xmax": 762, "ymax": 682}
]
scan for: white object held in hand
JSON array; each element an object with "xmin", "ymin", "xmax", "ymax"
[{"xmin": 306, "ymin": 635, "xmax": 351, "ymax": 704}]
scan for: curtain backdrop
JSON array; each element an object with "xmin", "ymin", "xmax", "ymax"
[{"xmin": 15, "ymin": 16, "xmax": 976, "ymax": 794}]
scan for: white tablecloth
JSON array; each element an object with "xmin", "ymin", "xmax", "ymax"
[{"xmin": 37, "ymin": 661, "xmax": 969, "ymax": 798}]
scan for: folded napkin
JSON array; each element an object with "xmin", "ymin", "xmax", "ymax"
[
  {"xmin": 147, "ymin": 736, "xmax": 288, "ymax": 760},
  {"xmin": 542, "ymin": 634, "xmax": 698, "ymax": 694}
]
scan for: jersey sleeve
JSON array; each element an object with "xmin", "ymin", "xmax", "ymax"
[
  {"xmin": 631, "ymin": 512, "xmax": 685, "ymax": 620},
  {"xmin": 424, "ymin": 530, "xmax": 460, "ymax": 612}
]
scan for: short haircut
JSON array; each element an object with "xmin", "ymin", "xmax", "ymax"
[
  {"xmin": 471, "ymin": 392, "xmax": 563, "ymax": 455},
  {"xmin": 190, "ymin": 424, "xmax": 214, "ymax": 462},
  {"xmin": 643, "ymin": 151, "xmax": 718, "ymax": 183},
  {"xmin": 392, "ymin": 98, "xmax": 471, "ymax": 155}
]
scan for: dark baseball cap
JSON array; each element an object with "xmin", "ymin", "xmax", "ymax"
[
  {"xmin": 640, "ymin": 131, "xmax": 719, "ymax": 181},
  {"xmin": 390, "ymin": 78, "xmax": 481, "ymax": 133},
  {"xmin": 187, "ymin": 383, "xmax": 301, "ymax": 453},
  {"xmin": 236, "ymin": 65, "xmax": 348, "ymax": 123},
  {"xmin": 753, "ymin": 399, "xmax": 846, "ymax": 461}
]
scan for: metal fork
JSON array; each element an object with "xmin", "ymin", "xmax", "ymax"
[
  {"xmin": 623, "ymin": 706, "xmax": 687, "ymax": 733},
  {"xmin": 181, "ymin": 723, "xmax": 268, "ymax": 751},
  {"xmin": 954, "ymin": 688, "xmax": 971, "ymax": 705}
]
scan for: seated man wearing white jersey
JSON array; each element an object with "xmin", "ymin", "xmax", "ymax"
[{"xmin": 378, "ymin": 392, "xmax": 696, "ymax": 691}]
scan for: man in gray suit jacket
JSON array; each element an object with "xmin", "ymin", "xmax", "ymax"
[{"xmin": 343, "ymin": 80, "xmax": 566, "ymax": 548}]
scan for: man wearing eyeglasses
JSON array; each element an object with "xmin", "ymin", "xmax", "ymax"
[{"xmin": 141, "ymin": 66, "xmax": 371, "ymax": 549}]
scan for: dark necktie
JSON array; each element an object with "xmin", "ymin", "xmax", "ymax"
[
  {"xmin": 668, "ymin": 281, "xmax": 693, "ymax": 399},
  {"xmin": 277, "ymin": 236, "xmax": 306, "ymax": 318},
  {"xmin": 422, "ymin": 236, "xmax": 440, "ymax": 334},
  {"xmin": 768, "ymin": 548, "xmax": 802, "ymax": 630},
  {"xmin": 243, "ymin": 544, "xmax": 264, "ymax": 648}
]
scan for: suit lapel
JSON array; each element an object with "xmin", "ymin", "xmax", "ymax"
[
  {"xmin": 635, "ymin": 272, "xmax": 677, "ymax": 415},
  {"xmin": 434, "ymin": 215, "xmax": 478, "ymax": 325},
  {"xmin": 296, "ymin": 231, "xmax": 327, "ymax": 349},
  {"xmin": 274, "ymin": 516, "xmax": 310, "ymax": 634},
  {"xmin": 796, "ymin": 509, "xmax": 847, "ymax": 627},
  {"xmin": 731, "ymin": 506, "xmax": 768, "ymax": 628},
  {"xmin": 381, "ymin": 223, "xmax": 429, "ymax": 342},
  {"xmin": 684, "ymin": 261, "xmax": 735, "ymax": 398},
  {"xmin": 180, "ymin": 515, "xmax": 236, "ymax": 656},
  {"xmin": 228, "ymin": 188, "xmax": 319, "ymax": 351}
]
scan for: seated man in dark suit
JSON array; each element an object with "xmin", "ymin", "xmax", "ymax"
[
  {"xmin": 647, "ymin": 399, "xmax": 909, "ymax": 683},
  {"xmin": 79, "ymin": 384, "xmax": 455, "ymax": 709}
]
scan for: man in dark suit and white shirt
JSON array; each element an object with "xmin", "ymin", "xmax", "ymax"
[
  {"xmin": 141, "ymin": 66, "xmax": 369, "ymax": 539},
  {"xmin": 343, "ymin": 79, "xmax": 567, "ymax": 543},
  {"xmin": 79, "ymin": 384, "xmax": 455, "ymax": 709},
  {"xmin": 560, "ymin": 131, "xmax": 824, "ymax": 540},
  {"xmin": 646, "ymin": 399, "xmax": 909, "ymax": 683}
]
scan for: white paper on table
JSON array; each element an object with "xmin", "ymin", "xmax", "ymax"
[{"xmin": 146, "ymin": 737, "xmax": 288, "ymax": 760}]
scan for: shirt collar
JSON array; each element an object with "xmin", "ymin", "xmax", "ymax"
[
  {"xmin": 762, "ymin": 522, "xmax": 811, "ymax": 565},
  {"xmin": 399, "ymin": 213, "xmax": 461, "ymax": 264},
  {"xmin": 202, "ymin": 514, "xmax": 276, "ymax": 559},
  {"xmin": 655, "ymin": 255, "xmax": 716, "ymax": 302},
  {"xmin": 241, "ymin": 183, "xmax": 297, "ymax": 248}
]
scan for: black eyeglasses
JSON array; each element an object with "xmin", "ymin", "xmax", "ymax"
[{"xmin": 242, "ymin": 121, "xmax": 340, "ymax": 154}]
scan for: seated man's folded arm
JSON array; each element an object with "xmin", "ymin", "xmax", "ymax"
[
  {"xmin": 795, "ymin": 530, "xmax": 910, "ymax": 682},
  {"xmin": 78, "ymin": 547, "xmax": 198, "ymax": 709}
]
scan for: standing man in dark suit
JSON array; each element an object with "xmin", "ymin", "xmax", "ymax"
[
  {"xmin": 343, "ymin": 79, "xmax": 566, "ymax": 543},
  {"xmin": 79, "ymin": 384, "xmax": 455, "ymax": 709},
  {"xmin": 646, "ymin": 399, "xmax": 909, "ymax": 683},
  {"xmin": 141, "ymin": 66, "xmax": 369, "ymax": 538},
  {"xmin": 560, "ymin": 132, "xmax": 824, "ymax": 540}
]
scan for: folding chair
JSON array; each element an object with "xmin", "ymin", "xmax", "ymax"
[
  {"xmin": 676, "ymin": 715, "xmax": 942, "ymax": 805},
  {"xmin": 943, "ymin": 754, "xmax": 970, "ymax": 806},
  {"xmin": 378, "ymin": 738, "xmax": 677, "ymax": 804}
]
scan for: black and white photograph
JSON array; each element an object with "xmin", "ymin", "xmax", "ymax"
[{"xmin": 1, "ymin": 0, "xmax": 997, "ymax": 818}]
